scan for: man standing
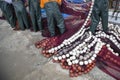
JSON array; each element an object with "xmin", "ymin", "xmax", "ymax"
[{"xmin": 89, "ymin": 0, "xmax": 109, "ymax": 35}]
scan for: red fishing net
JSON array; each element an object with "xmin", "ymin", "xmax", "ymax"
[{"xmin": 16, "ymin": 0, "xmax": 120, "ymax": 79}]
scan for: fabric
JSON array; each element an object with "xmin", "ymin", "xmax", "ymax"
[
  {"xmin": 1, "ymin": 0, "xmax": 119, "ymax": 79},
  {"xmin": 97, "ymin": 46, "xmax": 120, "ymax": 80},
  {"xmin": 45, "ymin": 2, "xmax": 66, "ymax": 36},
  {"xmin": 60, "ymin": 0, "xmax": 91, "ymax": 16},
  {"xmin": 67, "ymin": 0, "xmax": 84, "ymax": 3},
  {"xmin": 0, "ymin": 1, "xmax": 16, "ymax": 28},
  {"xmin": 89, "ymin": 0, "xmax": 109, "ymax": 34},
  {"xmin": 41, "ymin": 9, "xmax": 47, "ymax": 18},
  {"xmin": 40, "ymin": 0, "xmax": 61, "ymax": 8},
  {"xmin": 28, "ymin": 0, "xmax": 42, "ymax": 32},
  {"xmin": 12, "ymin": 0, "xmax": 30, "ymax": 30}
]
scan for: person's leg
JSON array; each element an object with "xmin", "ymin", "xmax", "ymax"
[
  {"xmin": 8, "ymin": 4, "xmax": 17, "ymax": 28},
  {"xmin": 29, "ymin": 0, "xmax": 40, "ymax": 31},
  {"xmin": 12, "ymin": 1, "xmax": 25, "ymax": 30},
  {"xmin": 89, "ymin": 8, "xmax": 100, "ymax": 35},
  {"xmin": 13, "ymin": 20, "xmax": 20, "ymax": 30},
  {"xmin": 112, "ymin": 10, "xmax": 116, "ymax": 18},
  {"xmin": 101, "ymin": 12, "xmax": 108, "ymax": 32},
  {"xmin": 0, "ymin": 1, "xmax": 16, "ymax": 28},
  {"xmin": 20, "ymin": 1, "xmax": 30, "ymax": 29},
  {"xmin": 30, "ymin": 8, "xmax": 38, "ymax": 31},
  {"xmin": 115, "ymin": 11, "xmax": 120, "ymax": 20},
  {"xmin": 53, "ymin": 2, "xmax": 66, "ymax": 34},
  {"xmin": 35, "ymin": 0, "xmax": 42, "ymax": 31},
  {"xmin": 21, "ymin": 8, "xmax": 30, "ymax": 29},
  {"xmin": 111, "ymin": 0, "xmax": 118, "ymax": 18},
  {"xmin": 29, "ymin": 0, "xmax": 36, "ymax": 31},
  {"xmin": 45, "ymin": 2, "xmax": 56, "ymax": 37},
  {"xmin": 101, "ymin": 0, "xmax": 108, "ymax": 32}
]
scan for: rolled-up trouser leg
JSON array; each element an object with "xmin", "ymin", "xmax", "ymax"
[
  {"xmin": 89, "ymin": 8, "xmax": 100, "ymax": 34},
  {"xmin": 0, "ymin": 1, "xmax": 16, "ymax": 28},
  {"xmin": 53, "ymin": 2, "xmax": 66, "ymax": 34},
  {"xmin": 45, "ymin": 3, "xmax": 56, "ymax": 36}
]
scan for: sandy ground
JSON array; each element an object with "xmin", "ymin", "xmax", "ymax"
[{"xmin": 0, "ymin": 12, "xmax": 116, "ymax": 80}]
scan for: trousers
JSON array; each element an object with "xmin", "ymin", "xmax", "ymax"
[
  {"xmin": 28, "ymin": 0, "xmax": 42, "ymax": 32},
  {"xmin": 45, "ymin": 2, "xmax": 66, "ymax": 36},
  {"xmin": 0, "ymin": 1, "xmax": 16, "ymax": 28},
  {"xmin": 90, "ymin": 0, "xmax": 109, "ymax": 34},
  {"xmin": 12, "ymin": 0, "xmax": 30, "ymax": 30}
]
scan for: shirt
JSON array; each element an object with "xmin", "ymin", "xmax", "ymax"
[{"xmin": 40, "ymin": 0, "xmax": 61, "ymax": 8}]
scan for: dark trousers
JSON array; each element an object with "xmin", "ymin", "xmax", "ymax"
[
  {"xmin": 0, "ymin": 1, "xmax": 16, "ymax": 28},
  {"xmin": 90, "ymin": 0, "xmax": 109, "ymax": 34},
  {"xmin": 45, "ymin": 2, "xmax": 66, "ymax": 36},
  {"xmin": 29, "ymin": 0, "xmax": 42, "ymax": 32},
  {"xmin": 12, "ymin": 0, "xmax": 30, "ymax": 30}
]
